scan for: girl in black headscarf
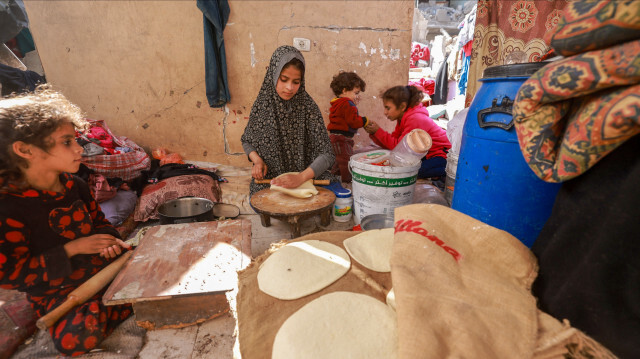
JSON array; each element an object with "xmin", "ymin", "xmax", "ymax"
[{"xmin": 241, "ymin": 46, "xmax": 337, "ymax": 195}]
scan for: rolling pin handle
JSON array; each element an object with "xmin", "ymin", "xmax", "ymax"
[
  {"xmin": 254, "ymin": 179, "xmax": 330, "ymax": 185},
  {"xmin": 36, "ymin": 295, "xmax": 79, "ymax": 330}
]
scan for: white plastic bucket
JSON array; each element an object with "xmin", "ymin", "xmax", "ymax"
[
  {"xmin": 444, "ymin": 152, "xmax": 458, "ymax": 206},
  {"xmin": 349, "ymin": 155, "xmax": 421, "ymax": 224}
]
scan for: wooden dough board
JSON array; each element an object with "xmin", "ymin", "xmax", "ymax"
[
  {"xmin": 250, "ymin": 187, "xmax": 335, "ymax": 216},
  {"xmin": 236, "ymin": 231, "xmax": 393, "ymax": 359},
  {"xmin": 251, "ymin": 187, "xmax": 336, "ymax": 237},
  {"xmin": 103, "ymin": 219, "xmax": 252, "ymax": 305}
]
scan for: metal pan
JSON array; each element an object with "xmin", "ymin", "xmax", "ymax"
[
  {"xmin": 157, "ymin": 197, "xmax": 215, "ymax": 225},
  {"xmin": 212, "ymin": 203, "xmax": 240, "ymax": 219},
  {"xmin": 360, "ymin": 213, "xmax": 394, "ymax": 231}
]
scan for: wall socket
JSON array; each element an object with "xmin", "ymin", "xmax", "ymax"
[{"xmin": 293, "ymin": 37, "xmax": 311, "ymax": 52}]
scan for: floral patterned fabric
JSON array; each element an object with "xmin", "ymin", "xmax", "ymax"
[
  {"xmin": 465, "ymin": 0, "xmax": 569, "ymax": 106},
  {"xmin": 513, "ymin": 0, "xmax": 640, "ymax": 182},
  {"xmin": 240, "ymin": 45, "xmax": 336, "ymax": 195},
  {"xmin": 548, "ymin": 0, "xmax": 640, "ymax": 56},
  {"xmin": 134, "ymin": 174, "xmax": 221, "ymax": 222}
]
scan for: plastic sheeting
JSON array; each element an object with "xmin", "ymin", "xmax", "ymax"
[{"xmin": 0, "ymin": 0, "xmax": 28, "ymax": 44}]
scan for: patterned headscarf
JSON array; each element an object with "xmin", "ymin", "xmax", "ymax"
[{"xmin": 241, "ymin": 45, "xmax": 336, "ymax": 195}]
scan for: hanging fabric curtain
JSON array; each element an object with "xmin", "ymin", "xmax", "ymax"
[
  {"xmin": 465, "ymin": 0, "xmax": 569, "ymax": 106},
  {"xmin": 197, "ymin": 0, "xmax": 231, "ymax": 108}
]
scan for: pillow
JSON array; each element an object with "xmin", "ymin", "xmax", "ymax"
[
  {"xmin": 99, "ymin": 190, "xmax": 138, "ymax": 226},
  {"xmin": 134, "ymin": 174, "xmax": 221, "ymax": 222}
]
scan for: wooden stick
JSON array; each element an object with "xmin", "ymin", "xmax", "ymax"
[
  {"xmin": 254, "ymin": 179, "xmax": 330, "ymax": 185},
  {"xmin": 36, "ymin": 251, "xmax": 133, "ymax": 330}
]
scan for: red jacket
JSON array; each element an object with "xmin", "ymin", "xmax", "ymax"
[
  {"xmin": 371, "ymin": 103, "xmax": 451, "ymax": 159},
  {"xmin": 327, "ymin": 97, "xmax": 368, "ymax": 136}
]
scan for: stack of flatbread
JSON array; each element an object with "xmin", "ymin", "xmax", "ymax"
[{"xmin": 256, "ymin": 229, "xmax": 397, "ymax": 358}]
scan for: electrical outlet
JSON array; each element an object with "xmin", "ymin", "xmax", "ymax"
[{"xmin": 293, "ymin": 38, "xmax": 311, "ymax": 52}]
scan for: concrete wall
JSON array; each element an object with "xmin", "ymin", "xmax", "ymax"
[{"xmin": 23, "ymin": 0, "xmax": 413, "ymax": 166}]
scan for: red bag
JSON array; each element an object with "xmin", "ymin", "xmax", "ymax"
[{"xmin": 80, "ymin": 119, "xmax": 151, "ymax": 181}]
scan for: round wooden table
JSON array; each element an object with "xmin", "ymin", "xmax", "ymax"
[{"xmin": 250, "ymin": 187, "xmax": 336, "ymax": 237}]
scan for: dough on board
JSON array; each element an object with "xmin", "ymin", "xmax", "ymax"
[
  {"xmin": 272, "ymin": 291, "xmax": 398, "ymax": 359},
  {"xmin": 343, "ymin": 228, "xmax": 395, "ymax": 272},
  {"xmin": 270, "ymin": 172, "xmax": 318, "ymax": 198},
  {"xmin": 257, "ymin": 240, "xmax": 351, "ymax": 300}
]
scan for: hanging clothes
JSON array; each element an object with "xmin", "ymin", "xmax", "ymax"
[
  {"xmin": 432, "ymin": 61, "xmax": 448, "ymax": 105},
  {"xmin": 457, "ymin": 50, "xmax": 471, "ymax": 96},
  {"xmin": 458, "ymin": 5, "xmax": 476, "ymax": 50},
  {"xmin": 15, "ymin": 27, "xmax": 35, "ymax": 55},
  {"xmin": 196, "ymin": 0, "xmax": 231, "ymax": 108}
]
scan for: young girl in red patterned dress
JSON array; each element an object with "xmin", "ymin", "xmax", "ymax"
[{"xmin": 0, "ymin": 86, "xmax": 132, "ymax": 356}]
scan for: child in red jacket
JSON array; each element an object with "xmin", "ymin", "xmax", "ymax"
[
  {"xmin": 327, "ymin": 72, "xmax": 370, "ymax": 183},
  {"xmin": 365, "ymin": 85, "xmax": 451, "ymax": 189}
]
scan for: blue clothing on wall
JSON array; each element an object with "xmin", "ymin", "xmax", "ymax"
[
  {"xmin": 457, "ymin": 54, "xmax": 471, "ymax": 96},
  {"xmin": 197, "ymin": 0, "xmax": 231, "ymax": 108}
]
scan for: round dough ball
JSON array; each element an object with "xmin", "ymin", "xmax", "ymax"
[
  {"xmin": 343, "ymin": 228, "xmax": 394, "ymax": 272},
  {"xmin": 257, "ymin": 240, "xmax": 351, "ymax": 300},
  {"xmin": 272, "ymin": 291, "xmax": 398, "ymax": 359}
]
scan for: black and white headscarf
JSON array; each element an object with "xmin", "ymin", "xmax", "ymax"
[{"xmin": 241, "ymin": 45, "xmax": 336, "ymax": 195}]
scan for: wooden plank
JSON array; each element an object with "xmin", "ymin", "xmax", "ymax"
[
  {"xmin": 250, "ymin": 187, "xmax": 335, "ymax": 216},
  {"xmin": 103, "ymin": 219, "xmax": 251, "ymax": 306},
  {"xmin": 133, "ymin": 293, "xmax": 230, "ymax": 330}
]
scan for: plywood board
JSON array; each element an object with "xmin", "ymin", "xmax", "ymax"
[
  {"xmin": 133, "ymin": 293, "xmax": 230, "ymax": 330},
  {"xmin": 104, "ymin": 219, "xmax": 251, "ymax": 306}
]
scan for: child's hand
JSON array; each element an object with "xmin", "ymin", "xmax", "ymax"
[
  {"xmin": 63, "ymin": 234, "xmax": 128, "ymax": 258},
  {"xmin": 364, "ymin": 121, "xmax": 380, "ymax": 134},
  {"xmin": 100, "ymin": 239, "xmax": 131, "ymax": 259}
]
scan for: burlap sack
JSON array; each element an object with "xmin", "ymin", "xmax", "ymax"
[
  {"xmin": 391, "ymin": 204, "xmax": 539, "ymax": 358},
  {"xmin": 533, "ymin": 310, "xmax": 617, "ymax": 359},
  {"xmin": 236, "ymin": 204, "xmax": 615, "ymax": 358}
]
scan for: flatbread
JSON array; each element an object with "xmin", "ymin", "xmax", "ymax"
[
  {"xmin": 272, "ymin": 291, "xmax": 398, "ymax": 359},
  {"xmin": 257, "ymin": 240, "xmax": 351, "ymax": 300},
  {"xmin": 343, "ymin": 228, "xmax": 394, "ymax": 272},
  {"xmin": 270, "ymin": 172, "xmax": 318, "ymax": 198}
]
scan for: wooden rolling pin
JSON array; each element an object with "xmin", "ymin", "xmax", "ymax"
[
  {"xmin": 36, "ymin": 250, "xmax": 133, "ymax": 330},
  {"xmin": 254, "ymin": 179, "xmax": 330, "ymax": 185}
]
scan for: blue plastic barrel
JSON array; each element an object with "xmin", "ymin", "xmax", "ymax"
[{"xmin": 451, "ymin": 63, "xmax": 561, "ymax": 247}]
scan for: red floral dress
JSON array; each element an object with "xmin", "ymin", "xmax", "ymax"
[{"xmin": 0, "ymin": 173, "xmax": 132, "ymax": 356}]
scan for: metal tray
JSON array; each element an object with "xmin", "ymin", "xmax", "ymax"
[{"xmin": 360, "ymin": 213, "xmax": 394, "ymax": 231}]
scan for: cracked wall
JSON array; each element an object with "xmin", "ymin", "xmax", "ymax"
[{"xmin": 24, "ymin": 1, "xmax": 413, "ymax": 166}]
